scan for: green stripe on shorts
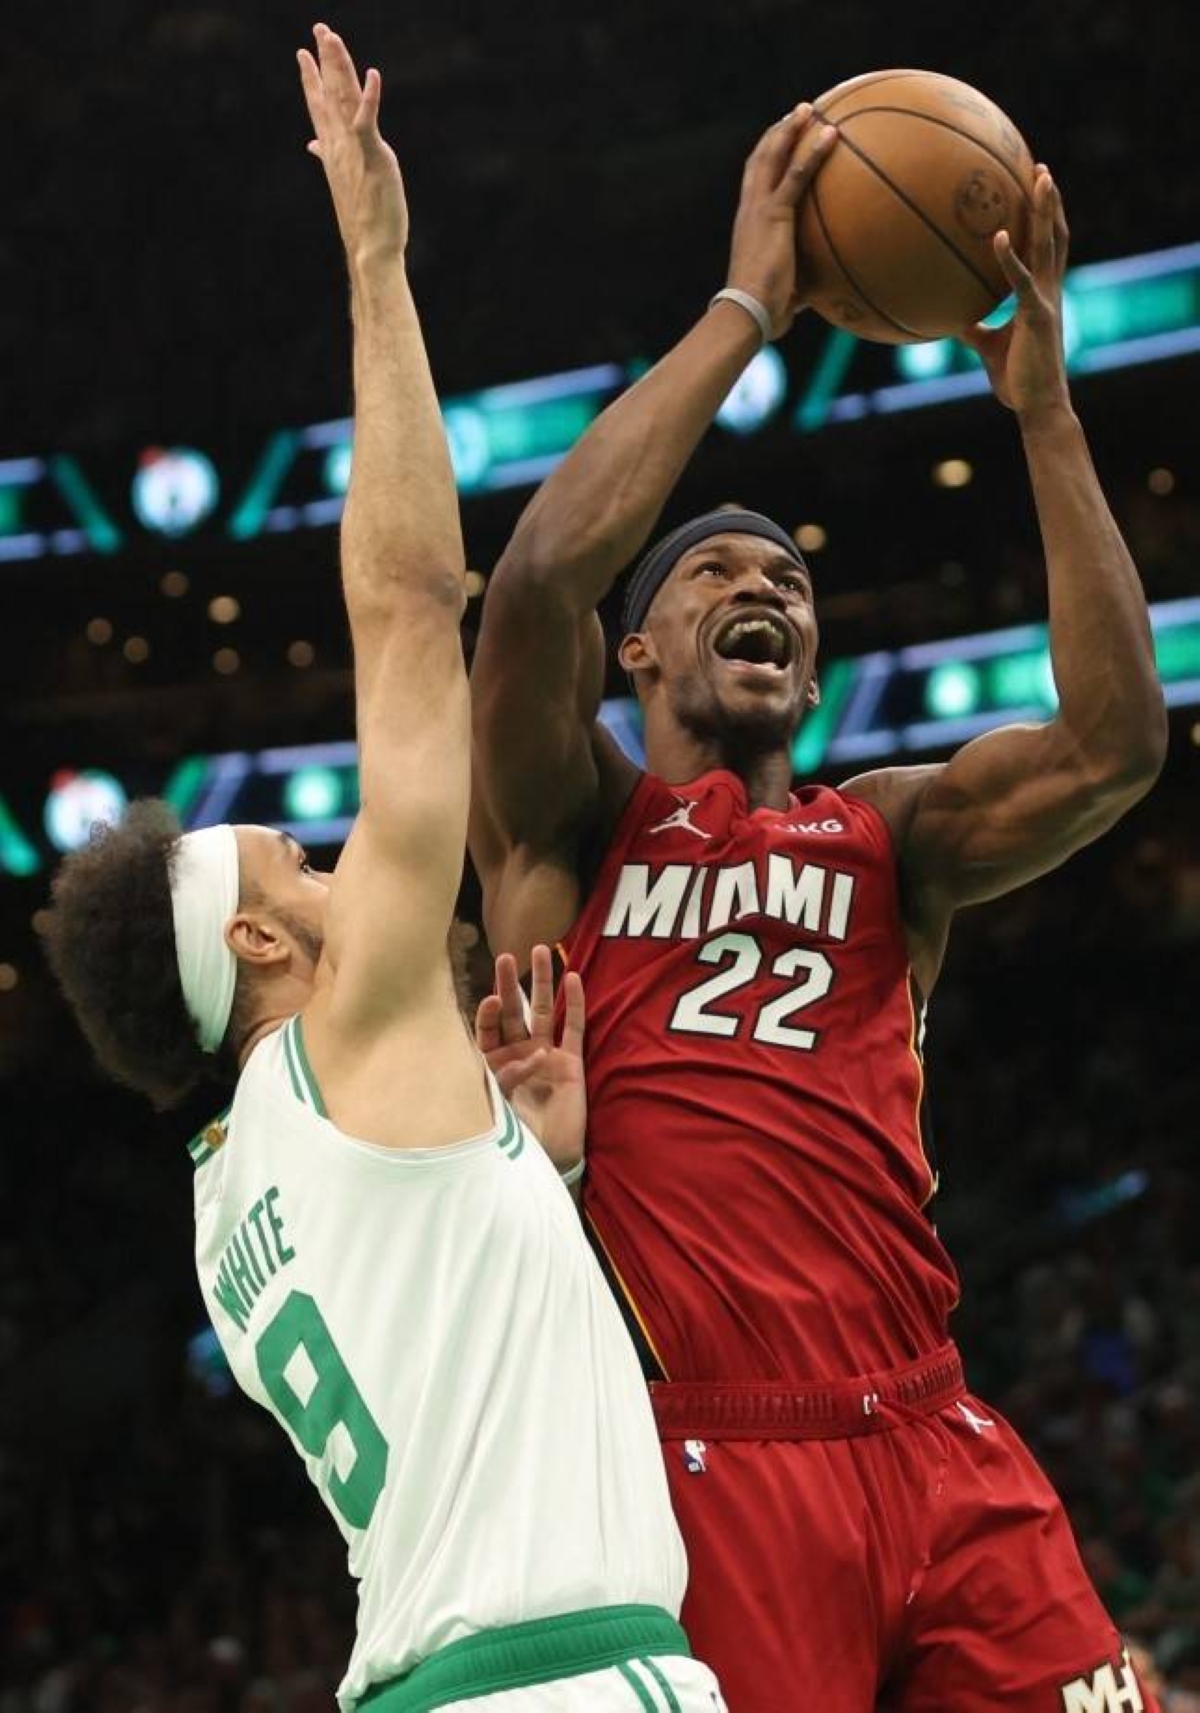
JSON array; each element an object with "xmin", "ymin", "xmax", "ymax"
[
  {"xmin": 617, "ymin": 1660, "xmax": 658, "ymax": 1710},
  {"xmin": 356, "ymin": 1604, "xmax": 690, "ymax": 1712},
  {"xmin": 639, "ymin": 1654, "xmax": 683, "ymax": 1712}
]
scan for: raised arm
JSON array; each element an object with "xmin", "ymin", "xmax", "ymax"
[
  {"xmin": 297, "ymin": 26, "xmax": 468, "ymax": 1025},
  {"xmin": 470, "ymin": 110, "xmax": 836, "ymax": 932},
  {"xmin": 849, "ymin": 170, "xmax": 1167, "ymax": 991}
]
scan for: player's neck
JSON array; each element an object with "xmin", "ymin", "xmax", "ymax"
[
  {"xmin": 646, "ymin": 727, "xmax": 794, "ymax": 813},
  {"xmin": 235, "ymin": 972, "xmax": 320, "ymax": 1071}
]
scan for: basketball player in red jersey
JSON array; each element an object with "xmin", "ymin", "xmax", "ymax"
[{"xmin": 470, "ymin": 106, "xmax": 1167, "ymax": 1713}]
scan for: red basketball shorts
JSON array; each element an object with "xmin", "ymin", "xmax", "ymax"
[{"xmin": 653, "ymin": 1344, "xmax": 1158, "ymax": 1713}]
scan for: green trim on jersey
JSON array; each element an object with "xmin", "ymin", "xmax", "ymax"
[
  {"xmin": 290, "ymin": 1015, "xmax": 328, "ymax": 1116},
  {"xmin": 187, "ymin": 1109, "xmax": 230, "ymax": 1168},
  {"xmin": 356, "ymin": 1604, "xmax": 690, "ymax": 1711},
  {"xmin": 281, "ymin": 1020, "xmax": 307, "ymax": 1105},
  {"xmin": 496, "ymin": 1100, "xmax": 522, "ymax": 1160},
  {"xmin": 284, "ymin": 1016, "xmax": 521, "ymax": 1163}
]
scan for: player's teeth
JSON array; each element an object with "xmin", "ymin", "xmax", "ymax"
[{"xmin": 717, "ymin": 616, "xmax": 789, "ymax": 662}]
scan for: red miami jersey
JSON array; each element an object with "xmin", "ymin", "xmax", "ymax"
[{"xmin": 563, "ymin": 767, "xmax": 961, "ymax": 1383}]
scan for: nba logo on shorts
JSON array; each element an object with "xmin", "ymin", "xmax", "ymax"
[{"xmin": 684, "ymin": 1438, "xmax": 707, "ymax": 1474}]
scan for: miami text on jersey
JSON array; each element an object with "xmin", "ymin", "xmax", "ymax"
[{"xmin": 601, "ymin": 854, "xmax": 857, "ymax": 943}]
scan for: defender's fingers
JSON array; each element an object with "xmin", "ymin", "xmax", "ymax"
[
  {"xmin": 559, "ymin": 971, "xmax": 586, "ymax": 1059},
  {"xmin": 297, "ymin": 48, "xmax": 327, "ymax": 138},
  {"xmin": 353, "ymin": 66, "xmax": 382, "ymax": 137},
  {"xmin": 495, "ymin": 953, "xmax": 530, "ymax": 1043},
  {"xmin": 475, "ymin": 993, "xmax": 503, "ymax": 1055},
  {"xmin": 494, "ymin": 1051, "xmax": 548, "ymax": 1098},
  {"xmin": 528, "ymin": 944, "xmax": 556, "ymax": 1044},
  {"xmin": 315, "ymin": 23, "xmax": 363, "ymax": 120}
]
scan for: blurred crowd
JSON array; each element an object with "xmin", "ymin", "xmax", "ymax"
[{"xmin": 1, "ymin": 781, "xmax": 1197, "ymax": 1712}]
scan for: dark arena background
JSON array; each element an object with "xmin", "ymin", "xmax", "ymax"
[{"xmin": 3, "ymin": 2, "xmax": 1199, "ymax": 1708}]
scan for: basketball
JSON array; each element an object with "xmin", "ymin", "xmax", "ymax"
[{"xmin": 796, "ymin": 70, "xmax": 1037, "ymax": 344}]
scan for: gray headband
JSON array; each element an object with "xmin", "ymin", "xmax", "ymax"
[{"xmin": 621, "ymin": 509, "xmax": 807, "ymax": 634}]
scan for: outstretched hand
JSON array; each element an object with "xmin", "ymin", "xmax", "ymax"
[
  {"xmin": 297, "ymin": 23, "xmax": 408, "ymax": 267},
  {"xmin": 725, "ymin": 105, "xmax": 838, "ymax": 340},
  {"xmin": 961, "ymin": 167, "xmax": 1072, "ymax": 421},
  {"xmin": 475, "ymin": 946, "xmax": 587, "ymax": 1177}
]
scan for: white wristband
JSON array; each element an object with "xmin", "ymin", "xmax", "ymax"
[
  {"xmin": 559, "ymin": 1157, "xmax": 586, "ymax": 1187},
  {"xmin": 709, "ymin": 287, "xmax": 773, "ymax": 346}
]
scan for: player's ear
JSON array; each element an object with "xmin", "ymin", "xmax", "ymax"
[
  {"xmin": 225, "ymin": 911, "xmax": 288, "ymax": 970},
  {"xmin": 806, "ymin": 674, "xmax": 821, "ymax": 708},
  {"xmin": 618, "ymin": 631, "xmax": 657, "ymax": 675}
]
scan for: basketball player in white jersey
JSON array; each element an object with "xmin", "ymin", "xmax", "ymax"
[{"xmin": 42, "ymin": 26, "xmax": 726, "ymax": 1713}]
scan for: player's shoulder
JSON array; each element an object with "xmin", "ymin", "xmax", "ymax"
[
  {"xmin": 186, "ymin": 1107, "xmax": 231, "ymax": 1171},
  {"xmin": 184, "ymin": 1021, "xmax": 296, "ymax": 1174},
  {"xmin": 838, "ymin": 763, "xmax": 944, "ymax": 850}
]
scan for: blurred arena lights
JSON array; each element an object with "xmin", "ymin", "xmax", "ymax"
[
  {"xmin": 1147, "ymin": 467, "xmax": 1176, "ymax": 495},
  {"xmin": 5, "ymin": 600, "xmax": 1197, "ymax": 877},
  {"xmin": 85, "ymin": 617, "xmax": 113, "ymax": 645},
  {"xmin": 932, "ymin": 459, "xmax": 973, "ymax": 489},
  {"xmin": 131, "ymin": 446, "xmax": 220, "ymax": 537},
  {"xmin": 925, "ymin": 661, "xmax": 983, "ymax": 718},
  {"xmin": 1, "ymin": 241, "xmax": 1197, "ymax": 563},
  {"xmin": 0, "ymin": 963, "xmax": 18, "ymax": 992},
  {"xmin": 43, "ymin": 769, "xmax": 128, "ymax": 854},
  {"xmin": 122, "ymin": 636, "xmax": 150, "ymax": 664},
  {"xmin": 287, "ymin": 639, "xmax": 316, "ymax": 668},
  {"xmin": 160, "ymin": 570, "xmax": 190, "ymax": 597},
  {"xmin": 207, "ymin": 595, "xmax": 241, "ymax": 624},
  {"xmin": 715, "ymin": 347, "xmax": 788, "ymax": 434},
  {"xmin": 213, "ymin": 647, "xmax": 240, "ymax": 676},
  {"xmin": 803, "ymin": 239, "xmax": 1200, "ymax": 428},
  {"xmin": 284, "ymin": 765, "xmax": 343, "ymax": 822},
  {"xmin": 794, "ymin": 523, "xmax": 827, "ymax": 553}
]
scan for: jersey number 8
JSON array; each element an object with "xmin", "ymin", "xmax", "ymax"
[{"xmin": 256, "ymin": 1289, "xmax": 389, "ymax": 1530}]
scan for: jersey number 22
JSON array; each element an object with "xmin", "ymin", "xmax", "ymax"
[{"xmin": 669, "ymin": 930, "xmax": 833, "ymax": 1050}]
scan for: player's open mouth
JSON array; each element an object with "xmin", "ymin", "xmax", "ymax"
[{"xmin": 711, "ymin": 611, "xmax": 795, "ymax": 673}]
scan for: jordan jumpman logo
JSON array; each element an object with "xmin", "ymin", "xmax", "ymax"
[{"xmin": 648, "ymin": 796, "xmax": 712, "ymax": 840}]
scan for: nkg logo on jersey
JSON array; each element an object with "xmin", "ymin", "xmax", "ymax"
[
  {"xmin": 781, "ymin": 818, "xmax": 844, "ymax": 835},
  {"xmin": 602, "ymin": 855, "xmax": 858, "ymax": 944},
  {"xmin": 1059, "ymin": 1649, "xmax": 1144, "ymax": 1712}
]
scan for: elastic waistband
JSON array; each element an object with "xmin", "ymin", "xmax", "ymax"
[
  {"xmin": 357, "ymin": 1604, "xmax": 689, "ymax": 1712},
  {"xmin": 651, "ymin": 1343, "xmax": 965, "ymax": 1441}
]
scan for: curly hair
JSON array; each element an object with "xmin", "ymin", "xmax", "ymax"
[{"xmin": 41, "ymin": 800, "xmax": 245, "ymax": 1109}]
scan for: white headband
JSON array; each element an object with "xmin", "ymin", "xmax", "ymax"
[{"xmin": 169, "ymin": 825, "xmax": 240, "ymax": 1054}]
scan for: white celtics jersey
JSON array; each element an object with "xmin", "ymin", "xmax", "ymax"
[{"xmin": 191, "ymin": 1016, "xmax": 685, "ymax": 1710}]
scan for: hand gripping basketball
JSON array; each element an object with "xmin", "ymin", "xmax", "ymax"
[
  {"xmin": 724, "ymin": 107, "xmax": 839, "ymax": 341},
  {"xmin": 960, "ymin": 167, "xmax": 1073, "ymax": 420},
  {"xmin": 475, "ymin": 946, "xmax": 588, "ymax": 1177}
]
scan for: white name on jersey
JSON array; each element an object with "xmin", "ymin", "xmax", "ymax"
[{"xmin": 602, "ymin": 855, "xmax": 858, "ymax": 944}]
